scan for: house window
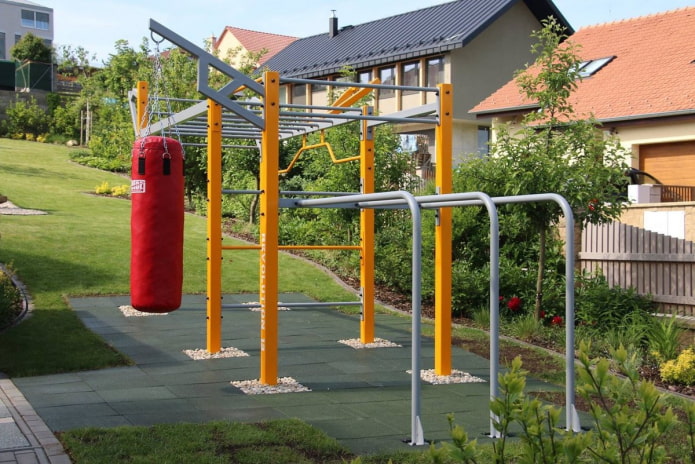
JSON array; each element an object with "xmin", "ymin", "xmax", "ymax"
[
  {"xmin": 477, "ymin": 126, "xmax": 490, "ymax": 155},
  {"xmin": 0, "ymin": 33, "xmax": 5, "ymax": 60},
  {"xmin": 426, "ymin": 57, "xmax": 444, "ymax": 87},
  {"xmin": 279, "ymin": 86, "xmax": 287, "ymax": 104},
  {"xmin": 292, "ymin": 83, "xmax": 306, "ymax": 104},
  {"xmin": 402, "ymin": 61, "xmax": 419, "ymax": 95},
  {"xmin": 358, "ymin": 70, "xmax": 372, "ymax": 84},
  {"xmin": 14, "ymin": 34, "xmax": 21, "ymax": 46},
  {"xmin": 378, "ymin": 66, "xmax": 395, "ymax": 99},
  {"xmin": 575, "ymin": 56, "xmax": 615, "ymax": 78},
  {"xmin": 21, "ymin": 10, "xmax": 50, "ymax": 31}
]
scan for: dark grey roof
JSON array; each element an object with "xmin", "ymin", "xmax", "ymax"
[{"xmin": 263, "ymin": 0, "xmax": 572, "ymax": 79}]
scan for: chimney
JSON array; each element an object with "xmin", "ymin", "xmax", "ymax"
[{"xmin": 329, "ymin": 10, "xmax": 338, "ymax": 38}]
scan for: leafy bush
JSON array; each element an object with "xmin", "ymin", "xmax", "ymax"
[
  {"xmin": 648, "ymin": 315, "xmax": 684, "ymax": 363},
  {"xmin": 1, "ymin": 97, "xmax": 50, "ymax": 139},
  {"xmin": 431, "ymin": 344, "xmax": 690, "ymax": 463},
  {"xmin": 0, "ymin": 270, "xmax": 23, "ymax": 330},
  {"xmin": 660, "ymin": 348, "xmax": 695, "ymax": 386},
  {"xmin": 575, "ymin": 272, "xmax": 655, "ymax": 342}
]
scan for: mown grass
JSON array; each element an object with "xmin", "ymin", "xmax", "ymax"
[{"xmin": 0, "ymin": 139, "xmax": 359, "ymax": 376}]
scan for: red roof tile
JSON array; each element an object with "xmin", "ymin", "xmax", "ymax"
[
  {"xmin": 471, "ymin": 7, "xmax": 695, "ymax": 121},
  {"xmin": 215, "ymin": 27, "xmax": 296, "ymax": 65}
]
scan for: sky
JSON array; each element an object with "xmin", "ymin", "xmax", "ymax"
[{"xmin": 38, "ymin": 0, "xmax": 695, "ymax": 65}]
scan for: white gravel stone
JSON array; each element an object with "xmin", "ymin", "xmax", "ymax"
[
  {"xmin": 231, "ymin": 376, "xmax": 311, "ymax": 394},
  {"xmin": 119, "ymin": 305, "xmax": 168, "ymax": 317},
  {"xmin": 183, "ymin": 347, "xmax": 249, "ymax": 359},
  {"xmin": 243, "ymin": 301, "xmax": 291, "ymax": 311},
  {"xmin": 337, "ymin": 337, "xmax": 402, "ymax": 349},
  {"xmin": 407, "ymin": 368, "xmax": 486, "ymax": 385}
]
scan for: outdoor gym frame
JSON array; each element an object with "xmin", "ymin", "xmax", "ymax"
[{"xmin": 129, "ymin": 19, "xmax": 580, "ymax": 446}]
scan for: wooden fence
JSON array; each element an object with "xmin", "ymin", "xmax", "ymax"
[{"xmin": 579, "ymin": 221, "xmax": 695, "ymax": 316}]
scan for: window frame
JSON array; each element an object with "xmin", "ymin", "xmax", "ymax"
[
  {"xmin": 401, "ymin": 61, "xmax": 420, "ymax": 95},
  {"xmin": 378, "ymin": 66, "xmax": 395, "ymax": 99}
]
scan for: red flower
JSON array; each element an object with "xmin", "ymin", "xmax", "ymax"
[
  {"xmin": 499, "ymin": 296, "xmax": 505, "ymax": 302},
  {"xmin": 551, "ymin": 315, "xmax": 563, "ymax": 326},
  {"xmin": 507, "ymin": 296, "xmax": 521, "ymax": 312},
  {"xmin": 539, "ymin": 310, "xmax": 546, "ymax": 319},
  {"xmin": 588, "ymin": 198, "xmax": 599, "ymax": 212}
]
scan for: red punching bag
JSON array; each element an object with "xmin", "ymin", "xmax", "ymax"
[{"xmin": 130, "ymin": 136, "xmax": 184, "ymax": 312}]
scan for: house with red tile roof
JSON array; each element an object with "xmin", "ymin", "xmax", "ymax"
[
  {"xmin": 471, "ymin": 7, "xmax": 695, "ymax": 187},
  {"xmin": 212, "ymin": 26, "xmax": 296, "ymax": 69}
]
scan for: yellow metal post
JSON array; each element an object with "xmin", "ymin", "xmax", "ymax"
[
  {"xmin": 435, "ymin": 83, "xmax": 453, "ymax": 375},
  {"xmin": 260, "ymin": 71, "xmax": 280, "ymax": 385},
  {"xmin": 360, "ymin": 106, "xmax": 375, "ymax": 344},
  {"xmin": 206, "ymin": 99, "xmax": 223, "ymax": 353},
  {"xmin": 136, "ymin": 81, "xmax": 148, "ymax": 133}
]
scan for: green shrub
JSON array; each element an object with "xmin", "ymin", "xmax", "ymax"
[
  {"xmin": 575, "ymin": 272, "xmax": 654, "ymax": 342},
  {"xmin": 649, "ymin": 315, "xmax": 684, "ymax": 363},
  {"xmin": 0, "ymin": 270, "xmax": 23, "ymax": 330}
]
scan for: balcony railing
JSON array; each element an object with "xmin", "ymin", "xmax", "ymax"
[{"xmin": 661, "ymin": 185, "xmax": 695, "ymax": 202}]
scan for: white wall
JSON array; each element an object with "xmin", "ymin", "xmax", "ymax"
[{"xmin": 0, "ymin": 0, "xmax": 54, "ymax": 61}]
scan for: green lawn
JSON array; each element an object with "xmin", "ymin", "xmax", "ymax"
[{"xmin": 0, "ymin": 139, "xmax": 359, "ymax": 376}]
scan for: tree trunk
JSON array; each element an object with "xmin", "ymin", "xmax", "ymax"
[{"xmin": 534, "ymin": 227, "xmax": 547, "ymax": 320}]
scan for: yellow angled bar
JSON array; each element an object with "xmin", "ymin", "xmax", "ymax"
[
  {"xmin": 330, "ymin": 78, "xmax": 381, "ymax": 113},
  {"xmin": 434, "ymin": 83, "xmax": 453, "ymax": 375},
  {"xmin": 360, "ymin": 106, "xmax": 375, "ymax": 344},
  {"xmin": 206, "ymin": 99, "xmax": 223, "ymax": 354},
  {"xmin": 259, "ymin": 71, "xmax": 280, "ymax": 385}
]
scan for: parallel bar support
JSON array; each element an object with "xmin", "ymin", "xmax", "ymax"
[
  {"xmin": 206, "ymin": 100, "xmax": 223, "ymax": 353},
  {"xmin": 259, "ymin": 71, "xmax": 280, "ymax": 385},
  {"xmin": 434, "ymin": 83, "xmax": 453, "ymax": 375}
]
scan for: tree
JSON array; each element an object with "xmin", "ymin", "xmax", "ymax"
[
  {"xmin": 10, "ymin": 33, "xmax": 53, "ymax": 63},
  {"xmin": 472, "ymin": 17, "xmax": 629, "ymax": 318}
]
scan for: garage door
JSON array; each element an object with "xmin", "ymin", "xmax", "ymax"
[{"xmin": 640, "ymin": 141, "xmax": 695, "ymax": 186}]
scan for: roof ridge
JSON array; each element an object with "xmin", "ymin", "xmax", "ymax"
[
  {"xmin": 294, "ymin": 0, "xmax": 457, "ymax": 40},
  {"xmin": 223, "ymin": 26, "xmax": 297, "ymax": 39},
  {"xmin": 577, "ymin": 5, "xmax": 695, "ymax": 31}
]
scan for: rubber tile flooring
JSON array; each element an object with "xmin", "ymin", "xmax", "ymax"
[{"xmin": 14, "ymin": 294, "xmax": 562, "ymax": 456}]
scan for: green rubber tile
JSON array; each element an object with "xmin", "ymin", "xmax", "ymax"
[
  {"xmin": 12, "ymin": 380, "xmax": 93, "ymax": 396},
  {"xmin": 305, "ymin": 417, "xmax": 402, "ymax": 443},
  {"xmin": 97, "ymin": 386, "xmax": 177, "ymax": 403},
  {"xmin": 25, "ymin": 391, "xmax": 104, "ymax": 408},
  {"xmin": 208, "ymin": 406, "xmax": 288, "ymax": 423},
  {"xmin": 14, "ymin": 373, "xmax": 83, "ymax": 387},
  {"xmin": 250, "ymin": 390, "xmax": 333, "ymax": 407},
  {"xmin": 125, "ymin": 412, "xmax": 211, "ymax": 427},
  {"xmin": 153, "ymin": 369, "xmax": 243, "ymax": 387},
  {"xmin": 34, "ymin": 403, "xmax": 123, "ymax": 431},
  {"xmin": 275, "ymin": 403, "xmax": 364, "ymax": 421},
  {"xmin": 167, "ymin": 382, "xmax": 243, "ymax": 399}
]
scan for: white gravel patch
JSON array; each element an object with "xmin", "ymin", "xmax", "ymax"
[
  {"xmin": 0, "ymin": 200, "xmax": 46, "ymax": 215},
  {"xmin": 408, "ymin": 369, "xmax": 486, "ymax": 385},
  {"xmin": 231, "ymin": 376, "xmax": 311, "ymax": 394},
  {"xmin": 183, "ymin": 347, "xmax": 249, "ymax": 360},
  {"xmin": 119, "ymin": 305, "xmax": 168, "ymax": 317},
  {"xmin": 244, "ymin": 301, "xmax": 291, "ymax": 311},
  {"xmin": 338, "ymin": 337, "xmax": 402, "ymax": 349}
]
